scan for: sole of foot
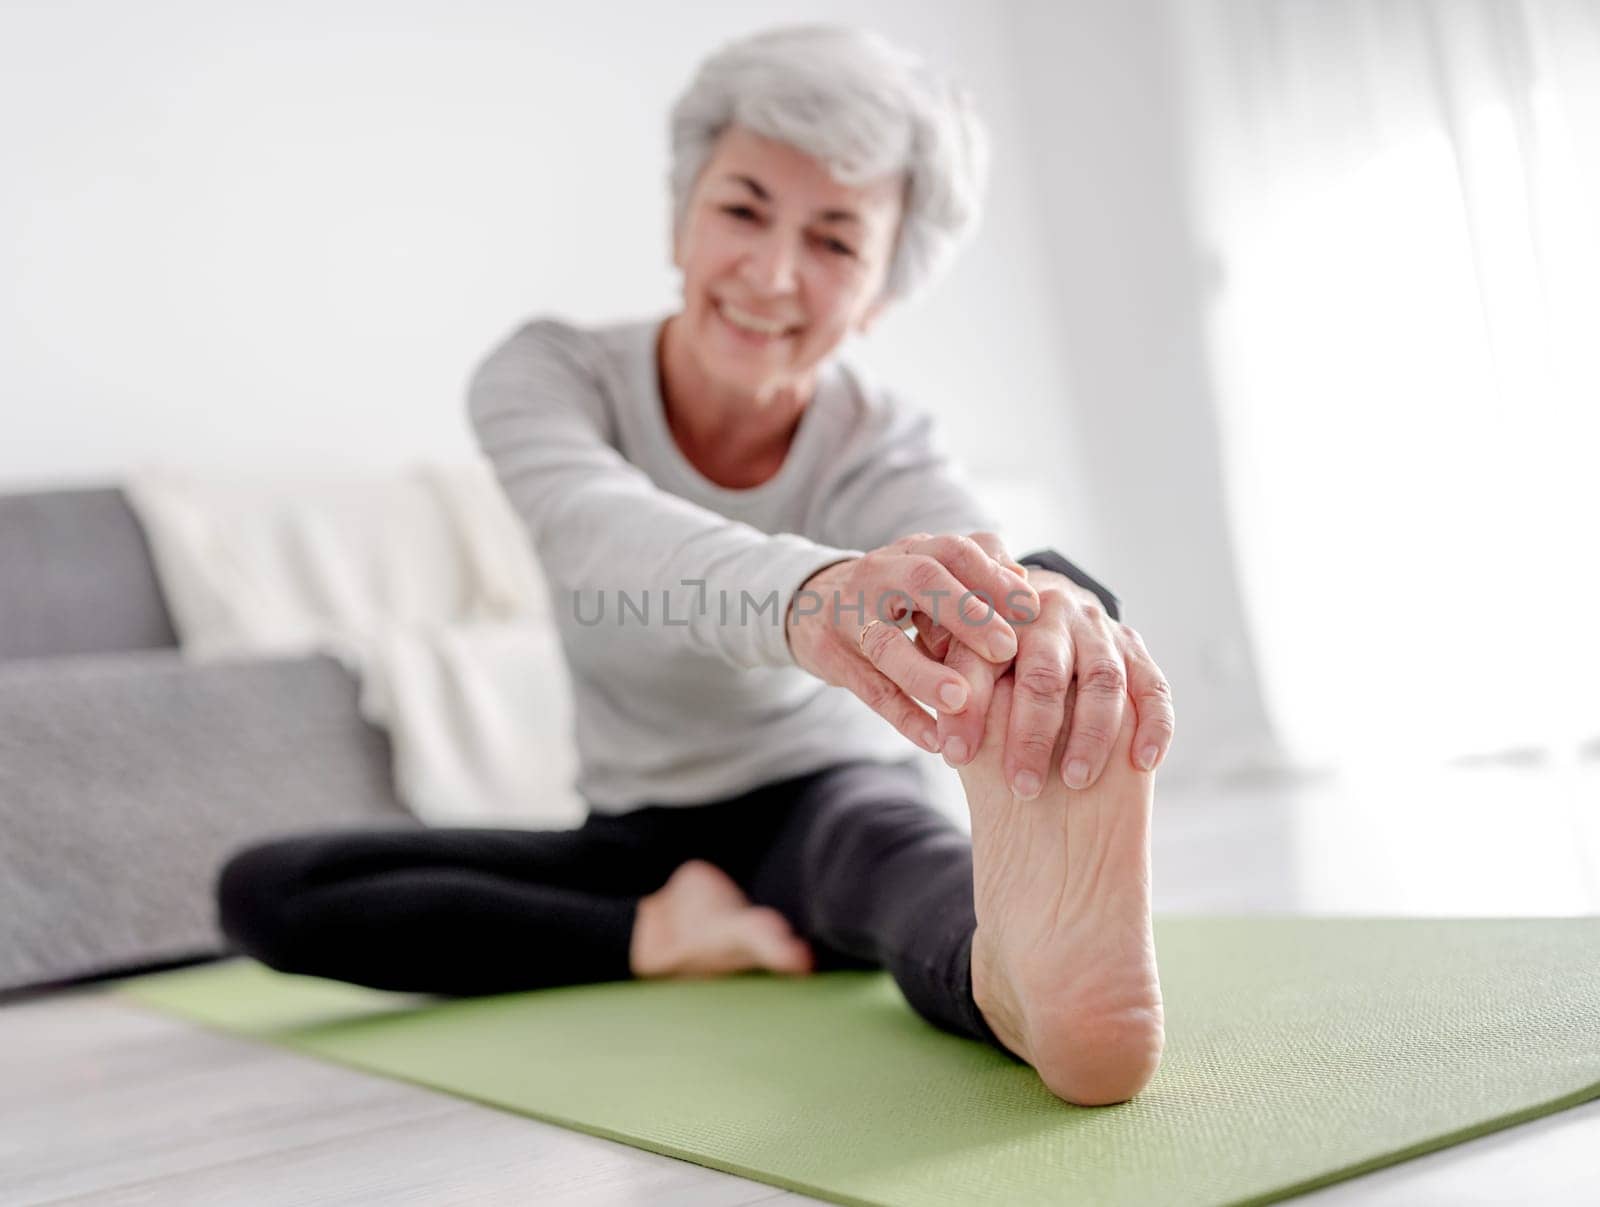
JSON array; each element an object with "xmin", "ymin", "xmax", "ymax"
[
  {"xmin": 959, "ymin": 672, "xmax": 1165, "ymax": 1106},
  {"xmin": 630, "ymin": 859, "xmax": 815, "ymax": 979}
]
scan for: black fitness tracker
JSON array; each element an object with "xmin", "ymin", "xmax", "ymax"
[{"xmin": 1015, "ymin": 548, "xmax": 1122, "ymax": 623}]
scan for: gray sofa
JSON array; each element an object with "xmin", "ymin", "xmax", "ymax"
[{"xmin": 0, "ymin": 486, "xmax": 422, "ymax": 995}]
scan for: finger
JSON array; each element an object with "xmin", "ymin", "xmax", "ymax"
[
  {"xmin": 912, "ymin": 611, "xmax": 953, "ymax": 662},
  {"xmin": 935, "ymin": 638, "xmax": 1001, "ymax": 766},
  {"xmin": 1057, "ymin": 641, "xmax": 1130, "ymax": 790},
  {"xmin": 987, "ymin": 669, "xmax": 1017, "ymax": 747},
  {"xmin": 872, "ymin": 547, "xmax": 1022, "ymax": 664},
  {"xmin": 839, "ymin": 651, "xmax": 941, "ymax": 754},
  {"xmin": 904, "ymin": 532, "xmax": 1039, "ymax": 626},
  {"xmin": 931, "ymin": 598, "xmax": 1004, "ymax": 765},
  {"xmin": 858, "ymin": 611, "xmax": 974, "ymax": 715},
  {"xmin": 926, "ymin": 530, "xmax": 1017, "ymax": 763},
  {"xmin": 1002, "ymin": 592, "xmax": 1075, "ymax": 800},
  {"xmin": 1122, "ymin": 628, "xmax": 1175, "ymax": 771},
  {"xmin": 962, "ymin": 530, "xmax": 1031, "ymax": 584},
  {"xmin": 915, "ymin": 534, "xmax": 1036, "ymax": 624}
]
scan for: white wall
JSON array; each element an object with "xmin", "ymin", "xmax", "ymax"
[
  {"xmin": 1, "ymin": 0, "xmax": 1276, "ymax": 785},
  {"xmin": 1002, "ymin": 0, "xmax": 1279, "ymax": 782},
  {"xmin": 0, "ymin": 1, "xmax": 1089, "ymax": 541}
]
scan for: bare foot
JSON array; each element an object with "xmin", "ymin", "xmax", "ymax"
[
  {"xmin": 629, "ymin": 859, "xmax": 815, "ymax": 979},
  {"xmin": 959, "ymin": 672, "xmax": 1165, "ymax": 1105}
]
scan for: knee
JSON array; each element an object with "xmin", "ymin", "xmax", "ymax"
[
  {"xmin": 214, "ymin": 838, "xmax": 310, "ymax": 966},
  {"xmin": 804, "ymin": 793, "xmax": 971, "ymax": 930},
  {"xmin": 809, "ymin": 794, "xmax": 964, "ymax": 879}
]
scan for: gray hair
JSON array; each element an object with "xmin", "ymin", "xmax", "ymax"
[{"xmin": 667, "ymin": 23, "xmax": 991, "ymax": 308}]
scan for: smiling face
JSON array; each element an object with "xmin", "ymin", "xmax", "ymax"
[{"xmin": 670, "ymin": 124, "xmax": 906, "ymax": 406}]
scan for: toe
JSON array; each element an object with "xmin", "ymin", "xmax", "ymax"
[
  {"xmin": 671, "ymin": 859, "xmax": 752, "ymax": 910},
  {"xmin": 747, "ymin": 909, "xmax": 814, "ymax": 974},
  {"xmin": 957, "ymin": 671, "xmax": 1016, "ymax": 786}
]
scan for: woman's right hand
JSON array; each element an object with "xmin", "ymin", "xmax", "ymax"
[{"xmin": 784, "ymin": 532, "xmax": 1038, "ymax": 754}]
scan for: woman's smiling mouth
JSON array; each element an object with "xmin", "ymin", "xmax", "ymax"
[{"xmin": 716, "ymin": 300, "xmax": 802, "ymax": 342}]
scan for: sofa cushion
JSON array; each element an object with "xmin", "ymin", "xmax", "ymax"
[
  {"xmin": 0, "ymin": 487, "xmax": 178, "ymax": 661},
  {"xmin": 0, "ymin": 648, "xmax": 418, "ymax": 992}
]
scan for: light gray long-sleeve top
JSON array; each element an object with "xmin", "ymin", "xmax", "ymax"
[{"xmin": 467, "ymin": 312, "xmax": 1005, "ymax": 814}]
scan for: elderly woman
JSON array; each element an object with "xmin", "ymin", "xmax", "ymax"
[{"xmin": 217, "ymin": 24, "xmax": 1175, "ymax": 1107}]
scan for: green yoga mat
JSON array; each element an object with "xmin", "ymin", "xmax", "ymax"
[{"xmin": 115, "ymin": 916, "xmax": 1600, "ymax": 1207}]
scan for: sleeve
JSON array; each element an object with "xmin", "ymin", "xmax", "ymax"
[
  {"xmin": 466, "ymin": 320, "xmax": 865, "ymax": 671},
  {"xmin": 1014, "ymin": 548, "xmax": 1123, "ymax": 622},
  {"xmin": 818, "ymin": 398, "xmax": 1010, "ymax": 554}
]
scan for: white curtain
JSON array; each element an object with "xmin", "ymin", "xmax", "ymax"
[{"xmin": 1175, "ymin": 0, "xmax": 1600, "ymax": 775}]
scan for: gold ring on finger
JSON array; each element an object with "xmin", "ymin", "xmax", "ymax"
[
  {"xmin": 857, "ymin": 617, "xmax": 890, "ymax": 653},
  {"xmin": 858, "ymin": 614, "xmax": 915, "ymax": 653}
]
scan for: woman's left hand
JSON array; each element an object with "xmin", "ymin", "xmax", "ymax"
[{"xmin": 921, "ymin": 565, "xmax": 1175, "ymax": 796}]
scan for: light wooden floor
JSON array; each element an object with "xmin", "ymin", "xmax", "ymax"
[{"xmin": 5, "ymin": 758, "xmax": 1598, "ymax": 1205}]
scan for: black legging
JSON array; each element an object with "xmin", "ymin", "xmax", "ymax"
[{"xmin": 215, "ymin": 757, "xmax": 1020, "ymax": 1059}]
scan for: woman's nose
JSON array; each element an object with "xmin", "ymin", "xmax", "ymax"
[{"xmin": 742, "ymin": 230, "xmax": 800, "ymax": 294}]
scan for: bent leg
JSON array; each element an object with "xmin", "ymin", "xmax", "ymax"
[
  {"xmin": 215, "ymin": 814, "xmax": 687, "ymax": 996},
  {"xmin": 737, "ymin": 759, "xmax": 1021, "ymax": 1059}
]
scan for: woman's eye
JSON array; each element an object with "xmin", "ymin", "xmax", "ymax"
[{"xmin": 719, "ymin": 206, "xmax": 853, "ymax": 257}]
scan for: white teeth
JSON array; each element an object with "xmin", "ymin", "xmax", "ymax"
[{"xmin": 720, "ymin": 302, "xmax": 797, "ymax": 337}]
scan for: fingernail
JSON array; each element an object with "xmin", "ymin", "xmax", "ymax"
[
  {"xmin": 1013, "ymin": 771, "xmax": 1041, "ymax": 799},
  {"xmin": 1139, "ymin": 745, "xmax": 1159, "ymax": 771},
  {"xmin": 988, "ymin": 632, "xmax": 1017, "ymax": 660},
  {"xmin": 943, "ymin": 736, "xmax": 968, "ymax": 765},
  {"xmin": 919, "ymin": 728, "xmax": 940, "ymax": 754},
  {"xmin": 939, "ymin": 681, "xmax": 967, "ymax": 710},
  {"xmin": 1066, "ymin": 759, "xmax": 1090, "ymax": 789}
]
